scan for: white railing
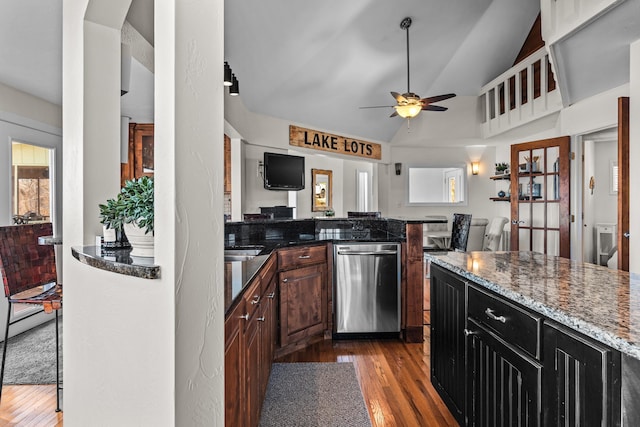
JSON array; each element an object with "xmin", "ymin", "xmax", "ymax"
[
  {"xmin": 541, "ymin": 0, "xmax": 625, "ymax": 45},
  {"xmin": 479, "ymin": 47, "xmax": 562, "ymax": 138}
]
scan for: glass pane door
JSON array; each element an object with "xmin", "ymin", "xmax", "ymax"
[{"xmin": 510, "ymin": 137, "xmax": 570, "ymax": 258}]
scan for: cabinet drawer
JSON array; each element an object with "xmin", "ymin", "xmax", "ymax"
[
  {"xmin": 243, "ymin": 277, "xmax": 262, "ymax": 319},
  {"xmin": 467, "ymin": 285, "xmax": 542, "ymax": 359},
  {"xmin": 278, "ymin": 244, "xmax": 327, "ymax": 270}
]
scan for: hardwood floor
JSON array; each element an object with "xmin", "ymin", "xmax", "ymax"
[
  {"xmin": 0, "ymin": 385, "xmax": 63, "ymax": 426},
  {"xmin": 0, "ymin": 278, "xmax": 440, "ymax": 426}
]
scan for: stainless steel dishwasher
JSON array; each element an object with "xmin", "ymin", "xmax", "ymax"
[{"xmin": 334, "ymin": 242, "xmax": 401, "ymax": 335}]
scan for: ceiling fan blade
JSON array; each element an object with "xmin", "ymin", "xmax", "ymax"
[
  {"xmin": 390, "ymin": 111, "xmax": 399, "ymax": 118},
  {"xmin": 359, "ymin": 105, "xmax": 394, "ymax": 109},
  {"xmin": 421, "ymin": 93, "xmax": 456, "ymax": 104},
  {"xmin": 422, "ymin": 105, "xmax": 448, "ymax": 112},
  {"xmin": 391, "ymin": 91, "xmax": 407, "ymax": 103}
]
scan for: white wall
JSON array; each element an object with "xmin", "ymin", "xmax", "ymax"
[
  {"xmin": 225, "ymin": 96, "xmax": 389, "ymax": 219},
  {"xmin": 630, "ymin": 39, "xmax": 640, "ymax": 274},
  {"xmin": 382, "ymin": 146, "xmax": 496, "ymax": 221}
]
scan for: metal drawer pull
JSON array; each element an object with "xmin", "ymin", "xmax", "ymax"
[
  {"xmin": 282, "ymin": 278, "xmax": 288, "ymax": 283},
  {"xmin": 239, "ymin": 313, "xmax": 249, "ymax": 320},
  {"xmin": 251, "ymin": 295, "xmax": 260, "ymax": 305},
  {"xmin": 463, "ymin": 329, "xmax": 475, "ymax": 337},
  {"xmin": 267, "ymin": 292, "xmax": 275, "ymax": 299},
  {"xmin": 257, "ymin": 317, "xmax": 265, "ymax": 322},
  {"xmin": 485, "ymin": 308, "xmax": 506, "ymax": 323},
  {"xmin": 298, "ymin": 255, "xmax": 311, "ymax": 259}
]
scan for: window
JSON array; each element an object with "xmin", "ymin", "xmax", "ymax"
[
  {"xmin": 407, "ymin": 165, "xmax": 467, "ymax": 206},
  {"xmin": 11, "ymin": 141, "xmax": 52, "ymax": 224}
]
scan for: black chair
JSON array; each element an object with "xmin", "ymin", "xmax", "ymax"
[
  {"xmin": 450, "ymin": 213, "xmax": 472, "ymax": 252},
  {"xmin": 0, "ymin": 223, "xmax": 62, "ymax": 411}
]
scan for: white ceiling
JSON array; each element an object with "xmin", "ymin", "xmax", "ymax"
[{"xmin": 7, "ymin": 1, "xmax": 634, "ymax": 143}]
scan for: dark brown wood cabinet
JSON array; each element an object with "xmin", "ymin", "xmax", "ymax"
[
  {"xmin": 404, "ymin": 223, "xmax": 424, "ymax": 342},
  {"xmin": 224, "ymin": 298, "xmax": 245, "ymax": 427},
  {"xmin": 224, "ymin": 253, "xmax": 278, "ymax": 427},
  {"xmin": 277, "ymin": 245, "xmax": 328, "ymax": 351},
  {"xmin": 121, "ymin": 123, "xmax": 154, "ymax": 186}
]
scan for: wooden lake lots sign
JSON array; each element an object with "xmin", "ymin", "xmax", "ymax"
[{"xmin": 289, "ymin": 125, "xmax": 382, "ymax": 160}]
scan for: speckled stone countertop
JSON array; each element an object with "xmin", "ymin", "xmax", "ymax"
[
  {"xmin": 72, "ymin": 246, "xmax": 160, "ymax": 279},
  {"xmin": 426, "ymin": 251, "xmax": 640, "ymax": 360}
]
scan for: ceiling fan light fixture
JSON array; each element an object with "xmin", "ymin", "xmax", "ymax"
[{"xmin": 395, "ymin": 104, "xmax": 422, "ymax": 119}]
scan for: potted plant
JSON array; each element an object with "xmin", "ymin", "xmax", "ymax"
[
  {"xmin": 98, "ymin": 193, "xmax": 130, "ymax": 248},
  {"xmin": 120, "ymin": 176, "xmax": 154, "ymax": 257},
  {"xmin": 495, "ymin": 162, "xmax": 509, "ymax": 175}
]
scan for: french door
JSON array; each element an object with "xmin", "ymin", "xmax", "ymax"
[{"xmin": 510, "ymin": 136, "xmax": 571, "ymax": 258}]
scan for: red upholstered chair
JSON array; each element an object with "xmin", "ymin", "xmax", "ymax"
[{"xmin": 0, "ymin": 223, "xmax": 62, "ymax": 411}]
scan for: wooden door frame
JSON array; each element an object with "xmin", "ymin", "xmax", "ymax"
[
  {"xmin": 510, "ymin": 136, "xmax": 571, "ymax": 258},
  {"xmin": 618, "ymin": 97, "xmax": 630, "ymax": 271}
]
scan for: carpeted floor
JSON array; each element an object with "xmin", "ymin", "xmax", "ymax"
[
  {"xmin": 259, "ymin": 362, "xmax": 372, "ymax": 427},
  {"xmin": 2, "ymin": 318, "xmax": 61, "ymax": 385}
]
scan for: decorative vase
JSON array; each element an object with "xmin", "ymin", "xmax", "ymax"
[{"xmin": 123, "ymin": 222, "xmax": 154, "ymax": 257}]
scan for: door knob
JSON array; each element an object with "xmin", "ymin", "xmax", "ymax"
[
  {"xmin": 624, "ymin": 232, "xmax": 630, "ymax": 238},
  {"xmin": 511, "ymin": 220, "xmax": 525, "ymax": 225}
]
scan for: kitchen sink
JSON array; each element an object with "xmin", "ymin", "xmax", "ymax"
[{"xmin": 224, "ymin": 246, "xmax": 264, "ymax": 262}]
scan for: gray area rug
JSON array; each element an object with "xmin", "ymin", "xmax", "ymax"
[
  {"xmin": 259, "ymin": 362, "xmax": 372, "ymax": 427},
  {"xmin": 2, "ymin": 318, "xmax": 61, "ymax": 384}
]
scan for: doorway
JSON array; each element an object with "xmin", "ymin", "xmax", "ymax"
[
  {"xmin": 11, "ymin": 141, "xmax": 53, "ymax": 225},
  {"xmin": 579, "ymin": 128, "xmax": 618, "ymax": 266}
]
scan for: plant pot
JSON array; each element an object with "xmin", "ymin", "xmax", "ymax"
[{"xmin": 124, "ymin": 222, "xmax": 154, "ymax": 257}]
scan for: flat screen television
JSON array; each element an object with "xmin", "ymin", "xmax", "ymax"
[{"xmin": 263, "ymin": 152, "xmax": 305, "ymax": 191}]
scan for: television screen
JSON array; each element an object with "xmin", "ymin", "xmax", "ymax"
[{"xmin": 263, "ymin": 152, "xmax": 305, "ymax": 191}]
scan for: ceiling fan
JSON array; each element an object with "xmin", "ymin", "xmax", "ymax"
[{"xmin": 360, "ymin": 17, "xmax": 456, "ymax": 120}]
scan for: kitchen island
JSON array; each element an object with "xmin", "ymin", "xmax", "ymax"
[{"xmin": 425, "ymin": 250, "xmax": 640, "ymax": 426}]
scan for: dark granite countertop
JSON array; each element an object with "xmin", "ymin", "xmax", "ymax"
[
  {"xmin": 425, "ymin": 251, "xmax": 640, "ymax": 359},
  {"xmin": 72, "ymin": 246, "xmax": 160, "ymax": 279}
]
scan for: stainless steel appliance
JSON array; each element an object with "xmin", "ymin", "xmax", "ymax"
[{"xmin": 334, "ymin": 242, "xmax": 401, "ymax": 334}]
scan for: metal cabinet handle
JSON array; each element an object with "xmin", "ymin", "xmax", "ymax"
[
  {"xmin": 239, "ymin": 313, "xmax": 249, "ymax": 320},
  {"xmin": 282, "ymin": 278, "xmax": 288, "ymax": 283},
  {"xmin": 257, "ymin": 317, "xmax": 265, "ymax": 322},
  {"xmin": 251, "ymin": 295, "xmax": 260, "ymax": 305},
  {"xmin": 485, "ymin": 308, "xmax": 506, "ymax": 323},
  {"xmin": 267, "ymin": 292, "xmax": 275, "ymax": 299},
  {"xmin": 463, "ymin": 329, "xmax": 475, "ymax": 337},
  {"xmin": 298, "ymin": 255, "xmax": 311, "ymax": 259}
]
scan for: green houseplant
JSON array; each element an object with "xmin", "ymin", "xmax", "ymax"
[
  {"xmin": 495, "ymin": 162, "xmax": 509, "ymax": 175},
  {"xmin": 120, "ymin": 176, "xmax": 154, "ymax": 234},
  {"xmin": 120, "ymin": 176, "xmax": 154, "ymax": 257}
]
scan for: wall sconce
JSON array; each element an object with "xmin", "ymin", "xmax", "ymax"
[
  {"xmin": 395, "ymin": 163, "xmax": 402, "ymax": 175},
  {"xmin": 471, "ymin": 162, "xmax": 479, "ymax": 175}
]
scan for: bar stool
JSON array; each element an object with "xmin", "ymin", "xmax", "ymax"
[{"xmin": 0, "ymin": 223, "xmax": 62, "ymax": 411}]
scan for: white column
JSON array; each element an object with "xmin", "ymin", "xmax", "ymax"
[{"xmin": 629, "ymin": 39, "xmax": 640, "ymax": 274}]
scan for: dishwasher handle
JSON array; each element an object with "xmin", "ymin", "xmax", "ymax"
[{"xmin": 337, "ymin": 250, "xmax": 398, "ymax": 256}]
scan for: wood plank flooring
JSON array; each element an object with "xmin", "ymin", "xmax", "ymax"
[
  {"xmin": 0, "ymin": 276, "xmax": 441, "ymax": 426},
  {"xmin": 0, "ymin": 385, "xmax": 63, "ymax": 426}
]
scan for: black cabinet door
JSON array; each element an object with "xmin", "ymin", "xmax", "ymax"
[
  {"xmin": 543, "ymin": 323, "xmax": 621, "ymax": 426},
  {"xmin": 430, "ymin": 264, "xmax": 466, "ymax": 425},
  {"xmin": 467, "ymin": 319, "xmax": 542, "ymax": 426}
]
